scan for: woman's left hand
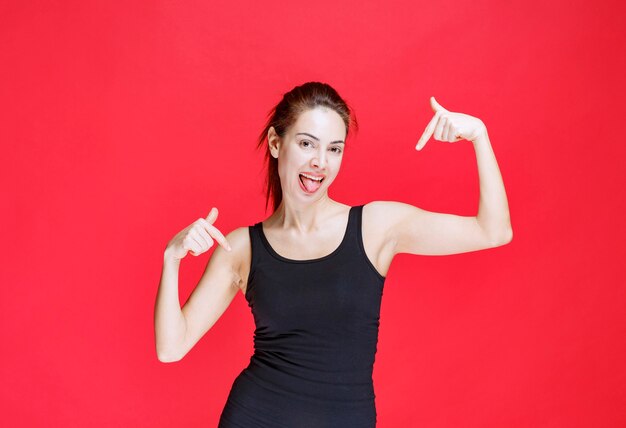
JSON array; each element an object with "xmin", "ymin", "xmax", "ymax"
[{"xmin": 416, "ymin": 97, "xmax": 486, "ymax": 150}]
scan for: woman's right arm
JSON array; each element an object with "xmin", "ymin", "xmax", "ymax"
[{"xmin": 154, "ymin": 208, "xmax": 248, "ymax": 362}]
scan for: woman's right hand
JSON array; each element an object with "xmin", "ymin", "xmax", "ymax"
[{"xmin": 164, "ymin": 207, "xmax": 232, "ymax": 261}]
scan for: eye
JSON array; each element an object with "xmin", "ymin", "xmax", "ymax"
[
  {"xmin": 330, "ymin": 146, "xmax": 343, "ymax": 154},
  {"xmin": 300, "ymin": 140, "xmax": 313, "ymax": 148}
]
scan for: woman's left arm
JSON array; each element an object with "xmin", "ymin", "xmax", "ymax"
[{"xmin": 376, "ymin": 97, "xmax": 512, "ymax": 257}]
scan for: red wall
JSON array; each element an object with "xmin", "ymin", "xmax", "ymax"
[{"xmin": 2, "ymin": 1, "xmax": 625, "ymax": 426}]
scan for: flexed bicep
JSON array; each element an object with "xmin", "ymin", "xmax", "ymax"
[{"xmin": 380, "ymin": 201, "xmax": 500, "ymax": 256}]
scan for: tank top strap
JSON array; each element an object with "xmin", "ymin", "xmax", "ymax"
[
  {"xmin": 246, "ymin": 222, "xmax": 264, "ymax": 289},
  {"xmin": 344, "ymin": 204, "xmax": 386, "ymax": 282},
  {"xmin": 342, "ymin": 204, "xmax": 360, "ymax": 247},
  {"xmin": 342, "ymin": 204, "xmax": 363, "ymax": 252}
]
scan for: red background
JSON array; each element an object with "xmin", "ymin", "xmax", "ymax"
[{"xmin": 2, "ymin": 1, "xmax": 625, "ymax": 427}]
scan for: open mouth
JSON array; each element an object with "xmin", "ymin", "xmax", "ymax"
[{"xmin": 299, "ymin": 173, "xmax": 324, "ymax": 193}]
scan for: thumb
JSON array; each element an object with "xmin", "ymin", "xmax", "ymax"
[
  {"xmin": 206, "ymin": 207, "xmax": 219, "ymax": 224},
  {"xmin": 430, "ymin": 96, "xmax": 447, "ymax": 113}
]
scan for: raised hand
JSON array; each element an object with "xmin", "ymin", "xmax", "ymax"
[
  {"xmin": 165, "ymin": 207, "xmax": 232, "ymax": 261},
  {"xmin": 416, "ymin": 97, "xmax": 486, "ymax": 150}
]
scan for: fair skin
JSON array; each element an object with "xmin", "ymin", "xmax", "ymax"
[{"xmin": 154, "ymin": 99, "xmax": 512, "ymax": 362}]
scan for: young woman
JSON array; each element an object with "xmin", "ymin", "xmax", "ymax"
[{"xmin": 154, "ymin": 82, "xmax": 512, "ymax": 427}]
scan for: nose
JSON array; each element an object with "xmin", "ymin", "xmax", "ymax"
[{"xmin": 311, "ymin": 148, "xmax": 327, "ymax": 169}]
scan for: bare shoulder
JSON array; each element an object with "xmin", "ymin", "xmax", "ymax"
[
  {"xmin": 362, "ymin": 200, "xmax": 414, "ymax": 238},
  {"xmin": 225, "ymin": 225, "xmax": 251, "ymax": 253},
  {"xmin": 361, "ymin": 200, "xmax": 435, "ymax": 274},
  {"xmin": 199, "ymin": 225, "xmax": 251, "ymax": 290},
  {"xmin": 363, "ymin": 200, "xmax": 418, "ymax": 219},
  {"xmin": 360, "ymin": 201, "xmax": 406, "ymax": 278},
  {"xmin": 222, "ymin": 226, "xmax": 252, "ymax": 293}
]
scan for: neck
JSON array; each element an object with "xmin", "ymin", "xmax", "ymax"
[{"xmin": 270, "ymin": 193, "xmax": 336, "ymax": 233}]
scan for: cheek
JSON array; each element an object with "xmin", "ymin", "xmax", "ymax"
[
  {"xmin": 332, "ymin": 155, "xmax": 344, "ymax": 170},
  {"xmin": 280, "ymin": 149, "xmax": 305, "ymax": 166},
  {"xmin": 276, "ymin": 156, "xmax": 299, "ymax": 182},
  {"xmin": 277, "ymin": 163, "xmax": 290, "ymax": 182},
  {"xmin": 326, "ymin": 159, "xmax": 343, "ymax": 181}
]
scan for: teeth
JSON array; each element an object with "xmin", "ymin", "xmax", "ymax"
[{"xmin": 300, "ymin": 173, "xmax": 323, "ymax": 181}]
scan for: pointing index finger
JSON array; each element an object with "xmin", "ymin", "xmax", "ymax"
[
  {"xmin": 430, "ymin": 96, "xmax": 447, "ymax": 113},
  {"xmin": 212, "ymin": 228, "xmax": 232, "ymax": 252},
  {"xmin": 206, "ymin": 207, "xmax": 218, "ymax": 224},
  {"xmin": 416, "ymin": 111, "xmax": 440, "ymax": 150},
  {"xmin": 199, "ymin": 218, "xmax": 232, "ymax": 251}
]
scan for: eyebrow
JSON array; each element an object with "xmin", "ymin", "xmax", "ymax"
[{"xmin": 296, "ymin": 132, "xmax": 345, "ymax": 145}]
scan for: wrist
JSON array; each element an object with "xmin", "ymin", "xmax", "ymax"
[
  {"xmin": 163, "ymin": 248, "xmax": 182, "ymax": 265},
  {"xmin": 471, "ymin": 123, "xmax": 488, "ymax": 145}
]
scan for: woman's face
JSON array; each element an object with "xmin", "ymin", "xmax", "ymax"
[{"xmin": 269, "ymin": 107, "xmax": 346, "ymax": 205}]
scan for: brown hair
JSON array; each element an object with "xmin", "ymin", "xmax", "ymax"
[{"xmin": 256, "ymin": 81, "xmax": 358, "ymax": 213}]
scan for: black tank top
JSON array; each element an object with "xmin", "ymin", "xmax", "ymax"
[{"xmin": 218, "ymin": 205, "xmax": 386, "ymax": 428}]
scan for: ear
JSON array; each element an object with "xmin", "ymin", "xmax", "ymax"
[{"xmin": 268, "ymin": 126, "xmax": 280, "ymax": 159}]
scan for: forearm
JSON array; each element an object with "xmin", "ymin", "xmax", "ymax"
[
  {"xmin": 154, "ymin": 252, "xmax": 187, "ymax": 362},
  {"xmin": 472, "ymin": 129, "xmax": 512, "ymax": 244}
]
